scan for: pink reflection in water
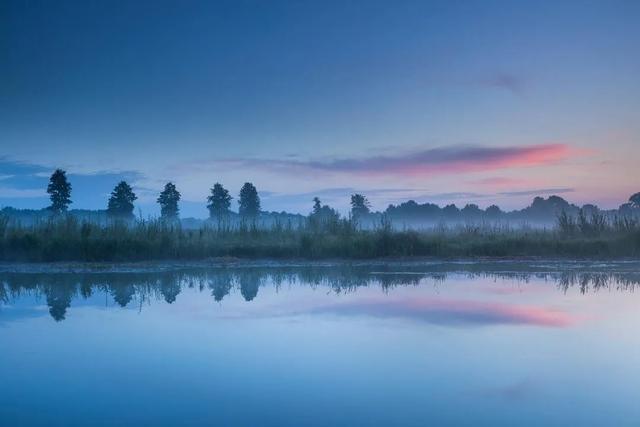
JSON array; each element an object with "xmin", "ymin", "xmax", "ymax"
[{"xmin": 310, "ymin": 297, "xmax": 575, "ymax": 328}]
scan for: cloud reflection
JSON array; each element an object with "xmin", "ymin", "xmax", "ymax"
[{"xmin": 307, "ymin": 298, "xmax": 574, "ymax": 328}]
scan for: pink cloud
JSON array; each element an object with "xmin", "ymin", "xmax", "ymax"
[
  {"xmin": 214, "ymin": 143, "xmax": 585, "ymax": 178},
  {"xmin": 475, "ymin": 177, "xmax": 528, "ymax": 188}
]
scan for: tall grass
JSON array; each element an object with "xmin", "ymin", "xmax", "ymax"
[{"xmin": 0, "ymin": 212, "xmax": 638, "ymax": 261}]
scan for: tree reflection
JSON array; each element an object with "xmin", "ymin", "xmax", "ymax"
[
  {"xmin": 110, "ymin": 283, "xmax": 136, "ymax": 307},
  {"xmin": 43, "ymin": 279, "xmax": 76, "ymax": 322},
  {"xmin": 159, "ymin": 274, "xmax": 181, "ymax": 304},
  {"xmin": 238, "ymin": 270, "xmax": 262, "ymax": 302},
  {"xmin": 209, "ymin": 272, "xmax": 232, "ymax": 302},
  {"xmin": 0, "ymin": 281, "xmax": 8, "ymax": 304},
  {"xmin": 0, "ymin": 263, "xmax": 638, "ymax": 321},
  {"xmin": 80, "ymin": 278, "xmax": 93, "ymax": 299}
]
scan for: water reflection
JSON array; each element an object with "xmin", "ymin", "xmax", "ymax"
[
  {"xmin": 307, "ymin": 298, "xmax": 576, "ymax": 327},
  {"xmin": 0, "ymin": 263, "xmax": 638, "ymax": 322}
]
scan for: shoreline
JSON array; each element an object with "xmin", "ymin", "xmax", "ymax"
[{"xmin": 1, "ymin": 256, "xmax": 639, "ymax": 274}]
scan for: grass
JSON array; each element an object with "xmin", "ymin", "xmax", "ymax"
[{"xmin": 0, "ymin": 214, "xmax": 639, "ymax": 262}]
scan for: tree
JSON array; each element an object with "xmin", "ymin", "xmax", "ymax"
[
  {"xmin": 350, "ymin": 194, "xmax": 370, "ymax": 220},
  {"xmin": 485, "ymin": 205, "xmax": 502, "ymax": 218},
  {"xmin": 461, "ymin": 203, "xmax": 482, "ymax": 220},
  {"xmin": 618, "ymin": 202, "xmax": 634, "ymax": 217},
  {"xmin": 309, "ymin": 197, "xmax": 341, "ymax": 230},
  {"xmin": 312, "ymin": 197, "xmax": 322, "ymax": 215},
  {"xmin": 207, "ymin": 183, "xmax": 232, "ymax": 223},
  {"xmin": 47, "ymin": 169, "xmax": 72, "ymax": 214},
  {"xmin": 238, "ymin": 182, "xmax": 260, "ymax": 222},
  {"xmin": 630, "ymin": 192, "xmax": 640, "ymax": 208},
  {"xmin": 107, "ymin": 181, "xmax": 137, "ymax": 219},
  {"xmin": 157, "ymin": 182, "xmax": 181, "ymax": 220},
  {"xmin": 442, "ymin": 204, "xmax": 460, "ymax": 219}
]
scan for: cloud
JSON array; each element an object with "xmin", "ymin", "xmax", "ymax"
[
  {"xmin": 499, "ymin": 188, "xmax": 575, "ymax": 197},
  {"xmin": 482, "ymin": 379, "xmax": 536, "ymax": 401},
  {"xmin": 480, "ymin": 73, "xmax": 526, "ymax": 95},
  {"xmin": 475, "ymin": 177, "xmax": 527, "ymax": 187},
  {"xmin": 0, "ymin": 188, "xmax": 46, "ymax": 198},
  {"xmin": 305, "ymin": 298, "xmax": 575, "ymax": 328},
  {"xmin": 262, "ymin": 187, "xmax": 426, "ymax": 200},
  {"xmin": 0, "ymin": 304, "xmax": 50, "ymax": 325},
  {"xmin": 212, "ymin": 144, "xmax": 578, "ymax": 178},
  {"xmin": 423, "ymin": 192, "xmax": 489, "ymax": 200},
  {"xmin": 0, "ymin": 158, "xmax": 48, "ymax": 175}
]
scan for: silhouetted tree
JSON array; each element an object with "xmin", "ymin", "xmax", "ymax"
[
  {"xmin": 47, "ymin": 169, "xmax": 72, "ymax": 214},
  {"xmin": 207, "ymin": 183, "xmax": 232, "ymax": 224},
  {"xmin": 157, "ymin": 182, "xmax": 181, "ymax": 220},
  {"xmin": 385, "ymin": 200, "xmax": 441, "ymax": 222},
  {"xmin": 107, "ymin": 181, "xmax": 137, "ymax": 219},
  {"xmin": 485, "ymin": 205, "xmax": 502, "ymax": 218},
  {"xmin": 238, "ymin": 182, "xmax": 260, "ymax": 222},
  {"xmin": 350, "ymin": 194, "xmax": 370, "ymax": 220},
  {"xmin": 309, "ymin": 197, "xmax": 340, "ymax": 230},
  {"xmin": 526, "ymin": 195, "xmax": 575, "ymax": 221},
  {"xmin": 630, "ymin": 192, "xmax": 640, "ymax": 208},
  {"xmin": 618, "ymin": 202, "xmax": 635, "ymax": 217},
  {"xmin": 461, "ymin": 203, "xmax": 482, "ymax": 220},
  {"xmin": 581, "ymin": 204, "xmax": 599, "ymax": 217},
  {"xmin": 312, "ymin": 197, "xmax": 322, "ymax": 215}
]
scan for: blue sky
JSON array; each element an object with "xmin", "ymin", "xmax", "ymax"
[{"xmin": 1, "ymin": 0, "xmax": 638, "ymax": 217}]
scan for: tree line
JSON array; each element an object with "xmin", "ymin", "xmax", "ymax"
[
  {"xmin": 44, "ymin": 169, "xmax": 373, "ymax": 222},
  {"xmin": 46, "ymin": 169, "xmax": 264, "ymax": 222},
  {"xmin": 40, "ymin": 168, "xmax": 640, "ymax": 224}
]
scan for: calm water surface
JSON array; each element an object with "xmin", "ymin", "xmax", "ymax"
[{"xmin": 1, "ymin": 261, "xmax": 639, "ymax": 426}]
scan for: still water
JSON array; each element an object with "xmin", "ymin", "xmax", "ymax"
[{"xmin": 1, "ymin": 261, "xmax": 639, "ymax": 426}]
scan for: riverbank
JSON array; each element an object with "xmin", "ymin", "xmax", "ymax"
[
  {"xmin": 1, "ymin": 217, "xmax": 639, "ymax": 262},
  {"xmin": 2, "ymin": 257, "xmax": 640, "ymax": 275}
]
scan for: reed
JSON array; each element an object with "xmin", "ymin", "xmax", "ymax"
[{"xmin": 0, "ymin": 213, "xmax": 638, "ymax": 262}]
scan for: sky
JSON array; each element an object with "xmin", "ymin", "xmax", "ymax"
[{"xmin": 1, "ymin": 0, "xmax": 638, "ymax": 217}]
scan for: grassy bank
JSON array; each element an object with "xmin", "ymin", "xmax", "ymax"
[{"xmin": 0, "ymin": 215, "xmax": 639, "ymax": 262}]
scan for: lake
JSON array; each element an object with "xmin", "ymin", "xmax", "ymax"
[{"xmin": 1, "ymin": 261, "xmax": 639, "ymax": 426}]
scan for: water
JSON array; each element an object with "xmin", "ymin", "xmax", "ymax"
[{"xmin": 1, "ymin": 261, "xmax": 639, "ymax": 426}]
